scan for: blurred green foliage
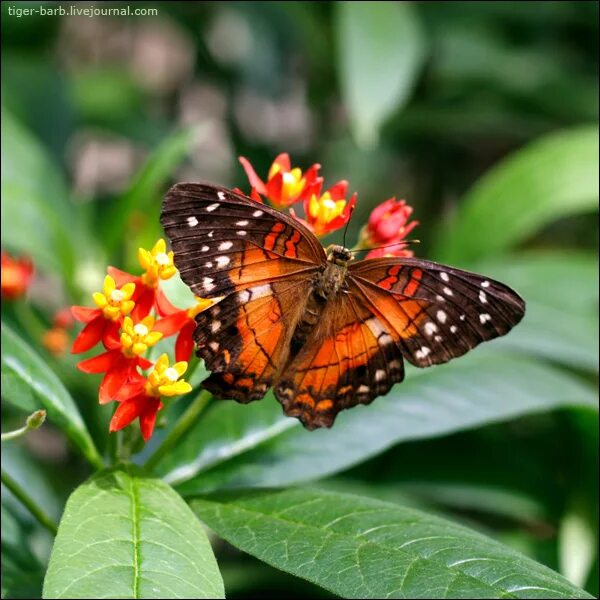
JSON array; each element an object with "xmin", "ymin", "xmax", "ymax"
[{"xmin": 1, "ymin": 1, "xmax": 598, "ymax": 598}]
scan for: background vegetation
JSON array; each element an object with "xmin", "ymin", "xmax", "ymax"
[{"xmin": 1, "ymin": 1, "xmax": 598, "ymax": 598}]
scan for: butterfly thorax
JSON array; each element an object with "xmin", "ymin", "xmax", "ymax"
[{"xmin": 289, "ymin": 246, "xmax": 352, "ymax": 356}]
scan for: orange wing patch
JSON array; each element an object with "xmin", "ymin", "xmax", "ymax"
[
  {"xmin": 197, "ymin": 280, "xmax": 310, "ymax": 403},
  {"xmin": 275, "ymin": 295, "xmax": 405, "ymax": 429}
]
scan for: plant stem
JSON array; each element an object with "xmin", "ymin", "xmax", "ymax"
[
  {"xmin": 1, "ymin": 469, "xmax": 58, "ymax": 536},
  {"xmin": 145, "ymin": 390, "xmax": 212, "ymax": 472}
]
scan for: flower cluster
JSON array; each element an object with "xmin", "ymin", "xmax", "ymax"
[
  {"xmin": 238, "ymin": 154, "xmax": 418, "ymax": 255},
  {"xmin": 71, "ymin": 239, "xmax": 207, "ymax": 441}
]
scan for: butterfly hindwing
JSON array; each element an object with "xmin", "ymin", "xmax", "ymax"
[
  {"xmin": 274, "ymin": 288, "xmax": 405, "ymax": 429},
  {"xmin": 196, "ymin": 279, "xmax": 311, "ymax": 403},
  {"xmin": 349, "ymin": 257, "xmax": 526, "ymax": 367},
  {"xmin": 160, "ymin": 183, "xmax": 325, "ymax": 299}
]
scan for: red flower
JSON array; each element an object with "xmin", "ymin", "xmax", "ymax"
[
  {"xmin": 362, "ymin": 197, "xmax": 419, "ymax": 259},
  {"xmin": 157, "ymin": 296, "xmax": 215, "ymax": 362},
  {"xmin": 293, "ymin": 181, "xmax": 356, "ymax": 237},
  {"xmin": 109, "ymin": 239, "xmax": 177, "ymax": 320},
  {"xmin": 76, "ymin": 315, "xmax": 165, "ymax": 404},
  {"xmin": 110, "ymin": 354, "xmax": 192, "ymax": 441},
  {"xmin": 71, "ymin": 275, "xmax": 135, "ymax": 353},
  {"xmin": 239, "ymin": 153, "xmax": 321, "ymax": 207},
  {"xmin": 1, "ymin": 251, "xmax": 34, "ymax": 299}
]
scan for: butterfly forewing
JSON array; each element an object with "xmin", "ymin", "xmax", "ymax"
[
  {"xmin": 161, "ymin": 183, "xmax": 325, "ymax": 299},
  {"xmin": 349, "ymin": 258, "xmax": 526, "ymax": 367}
]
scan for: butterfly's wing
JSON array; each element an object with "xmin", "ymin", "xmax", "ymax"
[
  {"xmin": 274, "ymin": 287, "xmax": 405, "ymax": 429},
  {"xmin": 161, "ymin": 183, "xmax": 325, "ymax": 402},
  {"xmin": 348, "ymin": 257, "xmax": 526, "ymax": 367}
]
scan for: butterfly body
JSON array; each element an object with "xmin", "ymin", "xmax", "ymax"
[{"xmin": 161, "ymin": 183, "xmax": 525, "ymax": 430}]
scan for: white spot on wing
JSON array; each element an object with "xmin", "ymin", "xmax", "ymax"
[
  {"xmin": 424, "ymin": 322, "xmax": 438, "ymax": 336},
  {"xmin": 205, "ymin": 262, "xmax": 213, "ymax": 269},
  {"xmin": 450, "ymin": 325, "xmax": 458, "ymax": 333},
  {"xmin": 479, "ymin": 291, "xmax": 488, "ymax": 303},
  {"xmin": 436, "ymin": 310, "xmax": 447, "ymax": 323},
  {"xmin": 216, "ymin": 256, "xmax": 230, "ymax": 268},
  {"xmin": 201, "ymin": 245, "xmax": 209, "ymax": 252},
  {"xmin": 358, "ymin": 385, "xmax": 370, "ymax": 394},
  {"xmin": 480, "ymin": 313, "xmax": 492, "ymax": 323},
  {"xmin": 375, "ymin": 369, "xmax": 386, "ymax": 381},
  {"xmin": 481, "ymin": 280, "xmax": 490, "ymax": 288},
  {"xmin": 239, "ymin": 290, "xmax": 250, "ymax": 303},
  {"xmin": 434, "ymin": 335, "xmax": 443, "ymax": 342},
  {"xmin": 415, "ymin": 346, "xmax": 431, "ymax": 359},
  {"xmin": 253, "ymin": 210, "xmax": 264, "ymax": 217},
  {"xmin": 219, "ymin": 241, "xmax": 233, "ymax": 250},
  {"xmin": 436, "ymin": 295, "xmax": 445, "ymax": 302},
  {"xmin": 209, "ymin": 341, "xmax": 219, "ymax": 351},
  {"xmin": 251, "ymin": 284, "xmax": 272, "ymax": 299},
  {"xmin": 236, "ymin": 220, "xmax": 249, "ymax": 226},
  {"xmin": 203, "ymin": 277, "xmax": 215, "ymax": 291},
  {"xmin": 211, "ymin": 320, "xmax": 221, "ymax": 332},
  {"xmin": 237, "ymin": 230, "xmax": 247, "ymax": 236},
  {"xmin": 217, "ymin": 191, "xmax": 226, "ymax": 200},
  {"xmin": 440, "ymin": 272, "xmax": 450, "ymax": 282},
  {"xmin": 443, "ymin": 287, "xmax": 453, "ymax": 296},
  {"xmin": 208, "ymin": 231, "xmax": 214, "ymax": 237},
  {"xmin": 206, "ymin": 203, "xmax": 219, "ymax": 212},
  {"xmin": 187, "ymin": 216, "xmax": 198, "ymax": 227}
]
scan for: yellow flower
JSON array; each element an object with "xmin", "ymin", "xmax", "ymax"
[
  {"xmin": 308, "ymin": 191, "xmax": 346, "ymax": 225},
  {"xmin": 138, "ymin": 239, "xmax": 177, "ymax": 288},
  {"xmin": 186, "ymin": 296, "xmax": 215, "ymax": 319},
  {"xmin": 269, "ymin": 164, "xmax": 306, "ymax": 205},
  {"xmin": 145, "ymin": 354, "xmax": 192, "ymax": 397},
  {"xmin": 120, "ymin": 316, "xmax": 163, "ymax": 357},
  {"xmin": 92, "ymin": 275, "xmax": 135, "ymax": 321}
]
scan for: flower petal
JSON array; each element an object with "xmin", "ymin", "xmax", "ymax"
[
  {"xmin": 71, "ymin": 316, "xmax": 105, "ymax": 354},
  {"xmin": 77, "ymin": 349, "xmax": 119, "ymax": 373},
  {"xmin": 71, "ymin": 305, "xmax": 101, "ymax": 324},
  {"xmin": 239, "ymin": 156, "xmax": 267, "ymax": 195},
  {"xmin": 139, "ymin": 399, "xmax": 162, "ymax": 441},
  {"xmin": 153, "ymin": 311, "xmax": 190, "ymax": 336},
  {"xmin": 107, "ymin": 266, "xmax": 137, "ymax": 286}
]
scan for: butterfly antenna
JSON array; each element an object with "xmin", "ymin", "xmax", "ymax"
[{"xmin": 342, "ymin": 205, "xmax": 355, "ymax": 249}]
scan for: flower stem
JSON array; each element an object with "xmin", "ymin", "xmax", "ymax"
[
  {"xmin": 144, "ymin": 390, "xmax": 212, "ymax": 472},
  {"xmin": 1, "ymin": 469, "xmax": 58, "ymax": 536},
  {"xmin": 1, "ymin": 410, "xmax": 46, "ymax": 442}
]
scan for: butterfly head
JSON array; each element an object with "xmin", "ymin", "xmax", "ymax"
[{"xmin": 327, "ymin": 244, "xmax": 353, "ymax": 266}]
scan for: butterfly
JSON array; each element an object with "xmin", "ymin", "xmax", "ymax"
[{"xmin": 161, "ymin": 183, "xmax": 525, "ymax": 430}]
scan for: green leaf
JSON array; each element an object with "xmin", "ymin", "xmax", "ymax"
[
  {"xmin": 435, "ymin": 126, "xmax": 600, "ymax": 263},
  {"xmin": 0, "ymin": 107, "xmax": 76, "ymax": 275},
  {"xmin": 103, "ymin": 128, "xmax": 196, "ymax": 254},
  {"xmin": 43, "ymin": 466, "xmax": 224, "ymax": 599},
  {"xmin": 336, "ymin": 1, "xmax": 426, "ymax": 148},
  {"xmin": 1, "ymin": 503, "xmax": 46, "ymax": 600},
  {"xmin": 192, "ymin": 488, "xmax": 592, "ymax": 599},
  {"xmin": 156, "ymin": 352, "xmax": 596, "ymax": 493},
  {"xmin": 470, "ymin": 252, "xmax": 598, "ymax": 371},
  {"xmin": 1, "ymin": 321, "xmax": 103, "ymax": 470}
]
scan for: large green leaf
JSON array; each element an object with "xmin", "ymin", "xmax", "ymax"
[
  {"xmin": 0, "ymin": 321, "xmax": 103, "ymax": 470},
  {"xmin": 435, "ymin": 126, "xmax": 599, "ymax": 263},
  {"xmin": 192, "ymin": 489, "xmax": 592, "ymax": 599},
  {"xmin": 471, "ymin": 252, "xmax": 598, "ymax": 371},
  {"xmin": 43, "ymin": 467, "xmax": 224, "ymax": 599},
  {"xmin": 155, "ymin": 352, "xmax": 596, "ymax": 493},
  {"xmin": 0, "ymin": 107, "xmax": 76, "ymax": 276},
  {"xmin": 336, "ymin": 1, "xmax": 426, "ymax": 147}
]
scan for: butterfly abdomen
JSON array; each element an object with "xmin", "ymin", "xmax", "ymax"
[{"xmin": 289, "ymin": 262, "xmax": 349, "ymax": 357}]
